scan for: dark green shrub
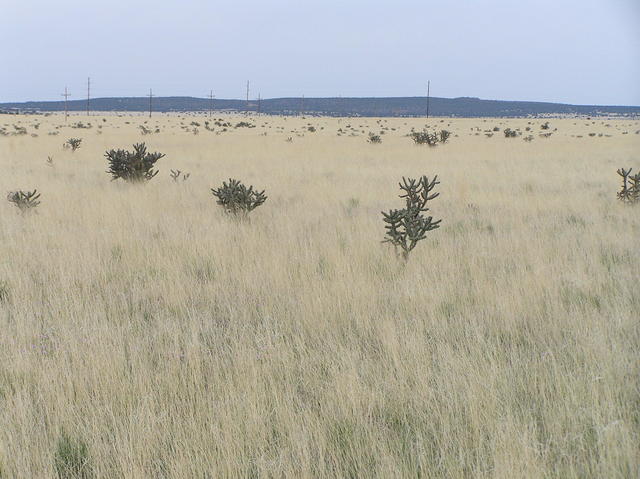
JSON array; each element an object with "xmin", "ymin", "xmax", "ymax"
[
  {"xmin": 105, "ymin": 143, "xmax": 165, "ymax": 183},
  {"xmin": 382, "ymin": 175, "xmax": 441, "ymax": 260},
  {"xmin": 211, "ymin": 179, "xmax": 267, "ymax": 216},
  {"xmin": 368, "ymin": 132, "xmax": 382, "ymax": 144},
  {"xmin": 411, "ymin": 131, "xmax": 438, "ymax": 146}
]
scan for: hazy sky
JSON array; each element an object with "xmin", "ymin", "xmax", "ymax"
[{"xmin": 1, "ymin": 0, "xmax": 639, "ymax": 105}]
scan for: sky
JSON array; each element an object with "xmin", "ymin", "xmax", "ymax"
[{"xmin": 1, "ymin": 0, "xmax": 639, "ymax": 105}]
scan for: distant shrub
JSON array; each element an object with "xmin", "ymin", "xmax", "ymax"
[
  {"xmin": 64, "ymin": 138, "xmax": 82, "ymax": 152},
  {"xmin": 541, "ymin": 121, "xmax": 550, "ymax": 130},
  {"xmin": 105, "ymin": 143, "xmax": 165, "ymax": 183},
  {"xmin": 382, "ymin": 175, "xmax": 441, "ymax": 260},
  {"xmin": 235, "ymin": 121, "xmax": 254, "ymax": 128},
  {"xmin": 54, "ymin": 431, "xmax": 93, "ymax": 479},
  {"xmin": 439, "ymin": 129, "xmax": 451, "ymax": 143},
  {"xmin": 211, "ymin": 179, "xmax": 267, "ymax": 217},
  {"xmin": 617, "ymin": 168, "xmax": 639, "ymax": 204},
  {"xmin": 7, "ymin": 189, "xmax": 41, "ymax": 213},
  {"xmin": 503, "ymin": 128, "xmax": 518, "ymax": 138},
  {"xmin": 170, "ymin": 169, "xmax": 190, "ymax": 182},
  {"xmin": 368, "ymin": 132, "xmax": 382, "ymax": 144},
  {"xmin": 411, "ymin": 131, "xmax": 438, "ymax": 146}
]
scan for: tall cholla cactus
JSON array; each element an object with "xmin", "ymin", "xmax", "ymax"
[
  {"xmin": 211, "ymin": 179, "xmax": 267, "ymax": 216},
  {"xmin": 382, "ymin": 175, "xmax": 441, "ymax": 260},
  {"xmin": 7, "ymin": 189, "xmax": 41, "ymax": 213},
  {"xmin": 617, "ymin": 168, "xmax": 640, "ymax": 204},
  {"xmin": 105, "ymin": 143, "xmax": 165, "ymax": 183}
]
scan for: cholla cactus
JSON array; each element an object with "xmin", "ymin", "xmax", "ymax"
[
  {"xmin": 170, "ymin": 169, "xmax": 190, "ymax": 182},
  {"xmin": 411, "ymin": 131, "xmax": 438, "ymax": 146},
  {"xmin": 64, "ymin": 138, "xmax": 82, "ymax": 152},
  {"xmin": 105, "ymin": 143, "xmax": 165, "ymax": 183},
  {"xmin": 211, "ymin": 179, "xmax": 267, "ymax": 216},
  {"xmin": 439, "ymin": 130, "xmax": 451, "ymax": 143},
  {"xmin": 7, "ymin": 189, "xmax": 41, "ymax": 213},
  {"xmin": 382, "ymin": 176, "xmax": 441, "ymax": 260},
  {"xmin": 617, "ymin": 168, "xmax": 640, "ymax": 204}
]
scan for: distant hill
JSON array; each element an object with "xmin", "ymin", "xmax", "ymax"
[{"xmin": 1, "ymin": 96, "xmax": 638, "ymax": 117}]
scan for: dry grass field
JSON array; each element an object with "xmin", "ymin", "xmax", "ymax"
[{"xmin": 0, "ymin": 113, "xmax": 638, "ymax": 478}]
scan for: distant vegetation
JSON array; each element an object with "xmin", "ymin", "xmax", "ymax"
[{"xmin": 2, "ymin": 96, "xmax": 639, "ymax": 117}]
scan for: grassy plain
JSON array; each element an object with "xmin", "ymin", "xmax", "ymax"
[{"xmin": 0, "ymin": 112, "xmax": 638, "ymax": 477}]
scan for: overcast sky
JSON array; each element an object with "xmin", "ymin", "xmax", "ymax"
[{"xmin": 1, "ymin": 0, "xmax": 638, "ymax": 105}]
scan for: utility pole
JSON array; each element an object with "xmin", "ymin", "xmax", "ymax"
[
  {"xmin": 246, "ymin": 80, "xmax": 250, "ymax": 113},
  {"xmin": 208, "ymin": 90, "xmax": 215, "ymax": 118},
  {"xmin": 257, "ymin": 93, "xmax": 261, "ymax": 114},
  {"xmin": 300, "ymin": 94, "xmax": 304, "ymax": 116},
  {"xmin": 61, "ymin": 86, "xmax": 70, "ymax": 122},
  {"xmin": 147, "ymin": 88, "xmax": 154, "ymax": 118},
  {"xmin": 426, "ymin": 80, "xmax": 430, "ymax": 119},
  {"xmin": 86, "ymin": 77, "xmax": 91, "ymax": 116}
]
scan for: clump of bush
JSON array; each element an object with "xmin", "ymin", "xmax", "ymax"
[
  {"xmin": 6, "ymin": 189, "xmax": 40, "ymax": 213},
  {"xmin": 54, "ymin": 431, "xmax": 93, "ymax": 479},
  {"xmin": 368, "ymin": 132, "xmax": 382, "ymax": 144},
  {"xmin": 105, "ymin": 143, "xmax": 165, "ymax": 183},
  {"xmin": 211, "ymin": 179, "xmax": 267, "ymax": 217},
  {"xmin": 64, "ymin": 138, "xmax": 82, "ymax": 152},
  {"xmin": 504, "ymin": 128, "xmax": 519, "ymax": 138},
  {"xmin": 617, "ymin": 168, "xmax": 639, "ymax": 204},
  {"xmin": 410, "ymin": 130, "xmax": 450, "ymax": 146},
  {"xmin": 411, "ymin": 131, "xmax": 438, "ymax": 146},
  {"xmin": 382, "ymin": 175, "xmax": 441, "ymax": 260}
]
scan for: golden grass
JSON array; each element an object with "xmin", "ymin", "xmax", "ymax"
[{"xmin": 0, "ymin": 113, "xmax": 638, "ymax": 477}]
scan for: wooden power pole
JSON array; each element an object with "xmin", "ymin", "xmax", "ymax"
[
  {"xmin": 246, "ymin": 80, "xmax": 250, "ymax": 113},
  {"xmin": 208, "ymin": 90, "xmax": 215, "ymax": 118},
  {"xmin": 147, "ymin": 88, "xmax": 154, "ymax": 118},
  {"xmin": 86, "ymin": 77, "xmax": 91, "ymax": 116},
  {"xmin": 61, "ymin": 86, "xmax": 71, "ymax": 122},
  {"xmin": 426, "ymin": 80, "xmax": 430, "ymax": 119}
]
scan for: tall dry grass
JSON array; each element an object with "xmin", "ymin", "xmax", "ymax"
[{"xmin": 0, "ymin": 113, "xmax": 638, "ymax": 477}]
